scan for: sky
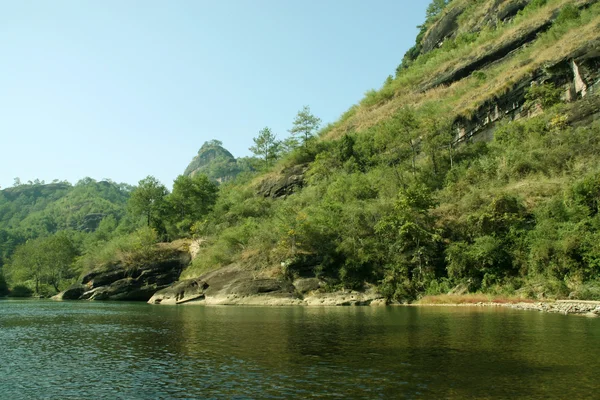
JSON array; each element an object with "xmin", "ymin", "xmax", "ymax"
[{"xmin": 0, "ymin": 0, "xmax": 429, "ymax": 189}]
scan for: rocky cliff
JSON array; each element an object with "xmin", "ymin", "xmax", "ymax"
[{"xmin": 183, "ymin": 140, "xmax": 250, "ymax": 182}]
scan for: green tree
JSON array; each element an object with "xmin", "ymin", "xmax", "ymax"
[
  {"xmin": 167, "ymin": 174, "xmax": 219, "ymax": 236},
  {"xmin": 0, "ymin": 270, "xmax": 8, "ymax": 295},
  {"xmin": 249, "ymin": 127, "xmax": 281, "ymax": 168},
  {"xmin": 6, "ymin": 232, "xmax": 77, "ymax": 294},
  {"xmin": 128, "ymin": 176, "xmax": 169, "ymax": 228},
  {"xmin": 375, "ymin": 183, "xmax": 441, "ymax": 299},
  {"xmin": 289, "ymin": 105, "xmax": 321, "ymax": 147}
]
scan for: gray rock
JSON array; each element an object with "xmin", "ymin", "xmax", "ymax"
[
  {"xmin": 51, "ymin": 284, "xmax": 86, "ymax": 300},
  {"xmin": 76, "ymin": 252, "xmax": 188, "ymax": 301},
  {"xmin": 256, "ymin": 164, "xmax": 308, "ymax": 198},
  {"xmin": 150, "ymin": 265, "xmax": 302, "ymax": 306},
  {"xmin": 421, "ymin": 5, "xmax": 465, "ymax": 54},
  {"xmin": 293, "ymin": 278, "xmax": 322, "ymax": 294},
  {"xmin": 149, "ymin": 279, "xmax": 208, "ymax": 305}
]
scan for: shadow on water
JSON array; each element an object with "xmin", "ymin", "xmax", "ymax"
[{"xmin": 1, "ymin": 301, "xmax": 599, "ymax": 399}]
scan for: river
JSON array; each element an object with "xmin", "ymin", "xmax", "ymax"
[{"xmin": 0, "ymin": 300, "xmax": 599, "ymax": 399}]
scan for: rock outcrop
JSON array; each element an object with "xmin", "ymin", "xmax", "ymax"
[
  {"xmin": 256, "ymin": 164, "xmax": 308, "ymax": 198},
  {"xmin": 78, "ymin": 258, "xmax": 185, "ymax": 301},
  {"xmin": 53, "ymin": 244, "xmax": 191, "ymax": 302},
  {"xmin": 149, "ymin": 264, "xmax": 386, "ymax": 306},
  {"xmin": 51, "ymin": 284, "xmax": 86, "ymax": 300},
  {"xmin": 149, "ymin": 265, "xmax": 302, "ymax": 305},
  {"xmin": 183, "ymin": 140, "xmax": 247, "ymax": 183},
  {"xmin": 421, "ymin": 3, "xmax": 467, "ymax": 54},
  {"xmin": 454, "ymin": 41, "xmax": 600, "ymax": 143}
]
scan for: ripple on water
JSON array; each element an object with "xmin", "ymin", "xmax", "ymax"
[{"xmin": 1, "ymin": 301, "xmax": 599, "ymax": 399}]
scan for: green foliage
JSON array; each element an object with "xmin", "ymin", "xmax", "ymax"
[
  {"xmin": 249, "ymin": 127, "xmax": 281, "ymax": 168},
  {"xmin": 524, "ymin": 82, "xmax": 562, "ymax": 110},
  {"xmin": 288, "ymin": 106, "xmax": 322, "ymax": 147},
  {"xmin": 555, "ymin": 4, "xmax": 580, "ymax": 25},
  {"xmin": 375, "ymin": 183, "xmax": 441, "ymax": 300},
  {"xmin": 166, "ymin": 174, "xmax": 219, "ymax": 237},
  {"xmin": 78, "ymin": 227, "xmax": 159, "ymax": 272},
  {"xmin": 128, "ymin": 176, "xmax": 169, "ymax": 231},
  {"xmin": 426, "ymin": 0, "xmax": 451, "ymax": 21},
  {"xmin": 5, "ymin": 231, "xmax": 78, "ymax": 294},
  {"xmin": 0, "ymin": 271, "xmax": 7, "ymax": 295},
  {"xmin": 9, "ymin": 284, "xmax": 33, "ymax": 298}
]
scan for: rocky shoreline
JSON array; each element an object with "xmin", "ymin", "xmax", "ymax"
[
  {"xmin": 147, "ymin": 265, "xmax": 387, "ymax": 307},
  {"xmin": 51, "ymin": 253, "xmax": 600, "ymax": 316},
  {"xmin": 415, "ymin": 300, "xmax": 600, "ymax": 317}
]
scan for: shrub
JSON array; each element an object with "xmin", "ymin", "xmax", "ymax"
[{"xmin": 9, "ymin": 284, "xmax": 33, "ymax": 298}]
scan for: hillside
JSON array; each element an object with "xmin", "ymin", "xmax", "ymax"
[
  {"xmin": 3, "ymin": 0, "xmax": 600, "ymax": 302},
  {"xmin": 0, "ymin": 179, "xmax": 133, "ymax": 288},
  {"xmin": 174, "ymin": 0, "xmax": 600, "ymax": 301}
]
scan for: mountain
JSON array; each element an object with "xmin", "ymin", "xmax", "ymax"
[{"xmin": 183, "ymin": 140, "xmax": 255, "ymax": 183}]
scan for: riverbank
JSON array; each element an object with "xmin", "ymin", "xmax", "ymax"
[{"xmin": 413, "ymin": 295, "xmax": 600, "ymax": 317}]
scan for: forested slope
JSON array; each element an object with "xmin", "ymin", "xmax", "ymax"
[
  {"xmin": 3, "ymin": 0, "xmax": 600, "ymax": 302},
  {"xmin": 179, "ymin": 0, "xmax": 600, "ymax": 301}
]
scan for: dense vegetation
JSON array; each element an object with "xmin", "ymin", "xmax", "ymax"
[{"xmin": 2, "ymin": 0, "xmax": 599, "ymax": 301}]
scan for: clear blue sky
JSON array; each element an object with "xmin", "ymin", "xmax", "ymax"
[{"xmin": 0, "ymin": 0, "xmax": 429, "ymax": 189}]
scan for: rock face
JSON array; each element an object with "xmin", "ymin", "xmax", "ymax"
[
  {"xmin": 454, "ymin": 41, "xmax": 600, "ymax": 144},
  {"xmin": 149, "ymin": 264, "xmax": 386, "ymax": 306},
  {"xmin": 53, "ymin": 247, "xmax": 190, "ymax": 301},
  {"xmin": 421, "ymin": 4, "xmax": 467, "ymax": 54},
  {"xmin": 149, "ymin": 265, "xmax": 302, "ymax": 305},
  {"xmin": 51, "ymin": 284, "xmax": 86, "ymax": 300},
  {"xmin": 78, "ymin": 258, "xmax": 185, "ymax": 301},
  {"xmin": 421, "ymin": 0, "xmax": 533, "ymax": 56},
  {"xmin": 256, "ymin": 164, "xmax": 308, "ymax": 198}
]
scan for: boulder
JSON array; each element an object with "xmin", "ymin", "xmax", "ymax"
[
  {"xmin": 51, "ymin": 284, "xmax": 86, "ymax": 300},
  {"xmin": 149, "ymin": 279, "xmax": 209, "ymax": 305},
  {"xmin": 293, "ymin": 278, "xmax": 322, "ymax": 294}
]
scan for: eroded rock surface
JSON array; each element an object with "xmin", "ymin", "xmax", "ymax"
[
  {"xmin": 256, "ymin": 164, "xmax": 308, "ymax": 198},
  {"xmin": 149, "ymin": 265, "xmax": 386, "ymax": 306}
]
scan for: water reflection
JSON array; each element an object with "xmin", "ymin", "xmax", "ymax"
[{"xmin": 1, "ymin": 301, "xmax": 599, "ymax": 399}]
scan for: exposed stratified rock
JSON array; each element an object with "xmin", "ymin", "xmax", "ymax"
[
  {"xmin": 257, "ymin": 164, "xmax": 308, "ymax": 198},
  {"xmin": 79, "ymin": 258, "xmax": 185, "ymax": 301},
  {"xmin": 303, "ymin": 287, "xmax": 386, "ymax": 306},
  {"xmin": 421, "ymin": 4, "xmax": 466, "ymax": 54},
  {"xmin": 454, "ymin": 42, "xmax": 600, "ymax": 143},
  {"xmin": 497, "ymin": 0, "xmax": 530, "ymax": 22},
  {"xmin": 149, "ymin": 278, "xmax": 209, "ymax": 305},
  {"xmin": 149, "ymin": 264, "xmax": 385, "ymax": 306}
]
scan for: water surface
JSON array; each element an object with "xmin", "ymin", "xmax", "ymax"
[{"xmin": 1, "ymin": 300, "xmax": 598, "ymax": 399}]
